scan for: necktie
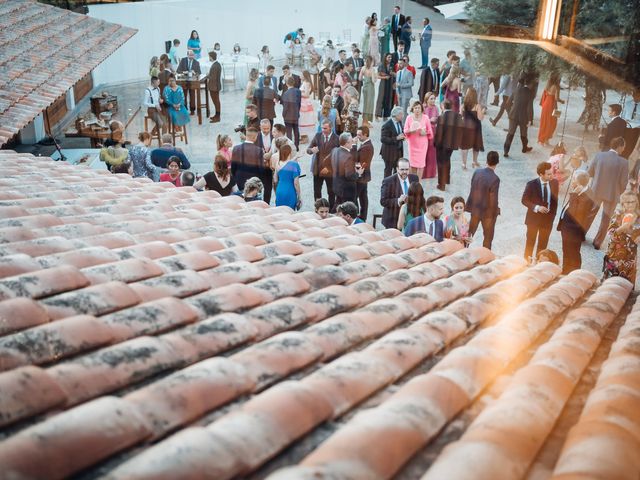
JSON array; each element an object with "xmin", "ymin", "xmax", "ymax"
[
  {"xmin": 188, "ymin": 59, "xmax": 192, "ymax": 71},
  {"xmin": 429, "ymin": 221, "xmax": 434, "ymax": 236},
  {"xmin": 396, "ymin": 121, "xmax": 401, "ymax": 134},
  {"xmin": 542, "ymin": 182, "xmax": 548, "ymax": 207},
  {"xmin": 399, "ymin": 70, "xmax": 402, "ymax": 83},
  {"xmin": 403, "ymin": 179, "xmax": 408, "ymax": 195},
  {"xmin": 633, "ymin": 103, "xmax": 638, "ymax": 120},
  {"xmin": 324, "ymin": 135, "xmax": 328, "ymax": 143}
]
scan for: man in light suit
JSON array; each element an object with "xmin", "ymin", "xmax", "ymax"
[
  {"xmin": 521, "ymin": 161, "xmax": 559, "ymax": 261},
  {"xmin": 380, "ymin": 107, "xmax": 406, "ymax": 178},
  {"xmin": 380, "ymin": 158, "xmax": 419, "ymax": 229},
  {"xmin": 418, "ymin": 57, "xmax": 440, "ymax": 103},
  {"xmin": 466, "ymin": 151, "xmax": 501, "ymax": 249},
  {"xmin": 589, "ymin": 136, "xmax": 629, "ymax": 249},
  {"xmin": 176, "ymin": 50, "xmax": 202, "ymax": 114},
  {"xmin": 419, "ymin": 18, "xmax": 432, "ymax": 69},
  {"xmin": 396, "ymin": 59, "xmax": 414, "ymax": 116},
  {"xmin": 390, "ymin": 5, "xmax": 406, "ymax": 52},
  {"xmin": 331, "ymin": 132, "xmax": 362, "ymax": 205},
  {"xmin": 308, "ymin": 120, "xmax": 340, "ymax": 210},
  {"xmin": 404, "ymin": 195, "xmax": 445, "ymax": 239},
  {"xmin": 206, "ymin": 51, "xmax": 222, "ymax": 123},
  {"xmin": 558, "ymin": 171, "xmax": 594, "ymax": 273}
]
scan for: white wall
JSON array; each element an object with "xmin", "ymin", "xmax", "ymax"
[{"xmin": 89, "ymin": 0, "xmax": 379, "ymax": 86}]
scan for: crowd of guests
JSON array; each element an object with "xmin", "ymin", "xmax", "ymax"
[{"xmin": 96, "ymin": 6, "xmax": 640, "ymax": 286}]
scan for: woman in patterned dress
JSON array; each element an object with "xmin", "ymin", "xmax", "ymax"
[{"xmin": 603, "ymin": 192, "xmax": 640, "ymax": 286}]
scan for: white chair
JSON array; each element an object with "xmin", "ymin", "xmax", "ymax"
[{"xmin": 222, "ymin": 63, "xmax": 236, "ymax": 91}]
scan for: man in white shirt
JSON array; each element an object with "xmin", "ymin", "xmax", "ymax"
[
  {"xmin": 265, "ymin": 123, "xmax": 298, "ymax": 164},
  {"xmin": 380, "ymin": 157, "xmax": 419, "ymax": 229},
  {"xmin": 143, "ymin": 76, "xmax": 164, "ymax": 136}
]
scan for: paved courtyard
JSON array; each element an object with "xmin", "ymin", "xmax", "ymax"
[{"xmin": 67, "ymin": 1, "xmax": 612, "ymax": 278}]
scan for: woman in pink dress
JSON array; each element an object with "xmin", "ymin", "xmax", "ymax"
[
  {"xmin": 404, "ymin": 100, "xmax": 434, "ymax": 179},
  {"xmin": 422, "ymin": 91, "xmax": 439, "ymax": 179},
  {"xmin": 216, "ymin": 134, "xmax": 233, "ymax": 168}
]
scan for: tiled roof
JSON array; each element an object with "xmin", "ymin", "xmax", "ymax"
[
  {"xmin": 0, "ymin": 0, "xmax": 136, "ymax": 146},
  {"xmin": 0, "ymin": 150, "xmax": 637, "ymax": 479}
]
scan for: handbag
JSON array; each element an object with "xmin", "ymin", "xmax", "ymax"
[{"xmin": 553, "ymin": 109, "xmax": 561, "ymax": 118}]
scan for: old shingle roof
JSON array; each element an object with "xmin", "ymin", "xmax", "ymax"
[
  {"xmin": 0, "ymin": 0, "xmax": 136, "ymax": 146},
  {"xmin": 0, "ymin": 151, "xmax": 637, "ymax": 479}
]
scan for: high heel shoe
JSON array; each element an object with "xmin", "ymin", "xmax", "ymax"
[{"xmin": 472, "ymin": 162, "xmax": 480, "ymax": 168}]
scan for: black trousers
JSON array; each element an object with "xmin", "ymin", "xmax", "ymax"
[
  {"xmin": 392, "ymin": 31, "xmax": 400, "ymax": 51},
  {"xmin": 285, "ymin": 122, "xmax": 300, "ymax": 148},
  {"xmin": 186, "ymin": 88, "xmax": 196, "ymax": 113},
  {"xmin": 504, "ymin": 118, "xmax": 529, "ymax": 154},
  {"xmin": 436, "ymin": 147, "xmax": 452, "ymax": 187},
  {"xmin": 261, "ymin": 174, "xmax": 273, "ymax": 205},
  {"xmin": 493, "ymin": 95, "xmax": 510, "ymax": 122},
  {"xmin": 469, "ymin": 215, "xmax": 497, "ymax": 249},
  {"xmin": 524, "ymin": 223, "xmax": 552, "ymax": 260},
  {"xmin": 561, "ymin": 230, "xmax": 582, "ymax": 274},
  {"xmin": 355, "ymin": 182, "xmax": 369, "ymax": 221},
  {"xmin": 383, "ymin": 156, "xmax": 399, "ymax": 179},
  {"xmin": 313, "ymin": 175, "xmax": 335, "ymax": 211}
]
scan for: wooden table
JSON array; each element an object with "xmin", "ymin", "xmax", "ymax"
[
  {"xmin": 176, "ymin": 75, "xmax": 209, "ymax": 125},
  {"xmin": 65, "ymin": 106, "xmax": 141, "ymax": 147}
]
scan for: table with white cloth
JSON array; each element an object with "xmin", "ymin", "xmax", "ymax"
[{"xmin": 201, "ymin": 54, "xmax": 259, "ymax": 91}]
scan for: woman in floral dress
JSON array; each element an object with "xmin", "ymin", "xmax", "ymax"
[{"xmin": 603, "ymin": 192, "xmax": 640, "ymax": 285}]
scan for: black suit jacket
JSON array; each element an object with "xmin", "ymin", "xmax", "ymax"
[
  {"xmin": 418, "ymin": 66, "xmax": 441, "ymax": 102},
  {"xmin": 434, "ymin": 110, "xmax": 464, "ymax": 150},
  {"xmin": 602, "ymin": 116, "xmax": 627, "ymax": 150},
  {"xmin": 331, "ymin": 147, "xmax": 358, "ymax": 201},
  {"xmin": 558, "ymin": 191, "xmax": 595, "ymax": 241},
  {"xmin": 466, "ymin": 167, "xmax": 500, "ymax": 219},
  {"xmin": 281, "ymin": 87, "xmax": 301, "ymax": 123},
  {"xmin": 391, "ymin": 13, "xmax": 406, "ymax": 34},
  {"xmin": 308, "ymin": 132, "xmax": 339, "ymax": 176},
  {"xmin": 231, "ymin": 142, "xmax": 266, "ymax": 191},
  {"xmin": 380, "ymin": 173, "xmax": 419, "ymax": 229},
  {"xmin": 253, "ymin": 87, "xmax": 277, "ymax": 120},
  {"xmin": 380, "ymin": 119, "xmax": 404, "ymax": 162},
  {"xmin": 255, "ymin": 132, "xmax": 273, "ymax": 155},
  {"xmin": 177, "ymin": 58, "xmax": 201, "ymax": 75},
  {"xmin": 508, "ymin": 84, "xmax": 533, "ymax": 123},
  {"xmin": 331, "ymin": 95, "xmax": 344, "ymax": 115},
  {"xmin": 521, "ymin": 178, "xmax": 559, "ymax": 228},
  {"xmin": 353, "ymin": 140, "xmax": 373, "ymax": 183},
  {"xmin": 278, "ymin": 74, "xmax": 302, "ymax": 93}
]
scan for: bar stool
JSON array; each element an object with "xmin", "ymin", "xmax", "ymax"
[
  {"xmin": 167, "ymin": 116, "xmax": 188, "ymax": 145},
  {"xmin": 198, "ymin": 77, "xmax": 210, "ymax": 120},
  {"xmin": 143, "ymin": 115, "xmax": 162, "ymax": 146}
]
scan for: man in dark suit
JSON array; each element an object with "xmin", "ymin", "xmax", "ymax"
[
  {"xmin": 503, "ymin": 75, "xmax": 534, "ymax": 157},
  {"xmin": 176, "ymin": 50, "xmax": 202, "ymax": 114},
  {"xmin": 350, "ymin": 49, "xmax": 365, "ymax": 93},
  {"xmin": 466, "ymin": 151, "xmax": 501, "ymax": 249},
  {"xmin": 252, "ymin": 80, "xmax": 278, "ymax": 128},
  {"xmin": 390, "ymin": 41, "xmax": 407, "ymax": 71},
  {"xmin": 206, "ymin": 51, "xmax": 222, "ymax": 123},
  {"xmin": 390, "ymin": 5, "xmax": 406, "ymax": 52},
  {"xmin": 418, "ymin": 57, "xmax": 440, "ymax": 103},
  {"xmin": 278, "ymin": 65, "xmax": 301, "ymax": 94},
  {"xmin": 404, "ymin": 195, "xmax": 445, "ymax": 239},
  {"xmin": 231, "ymin": 127, "xmax": 268, "ymax": 198},
  {"xmin": 588, "ymin": 136, "xmax": 629, "ymax": 249},
  {"xmin": 434, "ymin": 99, "xmax": 463, "ymax": 191},
  {"xmin": 600, "ymin": 104, "xmax": 627, "ymax": 151},
  {"xmin": 281, "ymin": 77, "xmax": 301, "ymax": 148},
  {"xmin": 331, "ymin": 133, "xmax": 362, "ymax": 205},
  {"xmin": 557, "ymin": 171, "xmax": 594, "ymax": 273},
  {"xmin": 151, "ymin": 133, "xmax": 190, "ymax": 169},
  {"xmin": 308, "ymin": 120, "xmax": 340, "ymax": 210},
  {"xmin": 400, "ymin": 16, "xmax": 413, "ymax": 54},
  {"xmin": 380, "ymin": 158, "xmax": 419, "ymax": 229},
  {"xmin": 255, "ymin": 119, "xmax": 274, "ymax": 203},
  {"xmin": 380, "ymin": 106, "xmax": 406, "ymax": 178},
  {"xmin": 353, "ymin": 125, "xmax": 374, "ymax": 221},
  {"xmin": 521, "ymin": 161, "xmax": 559, "ymax": 261}
]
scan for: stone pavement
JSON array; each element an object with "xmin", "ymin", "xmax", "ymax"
[{"xmin": 67, "ymin": 1, "xmax": 616, "ymax": 278}]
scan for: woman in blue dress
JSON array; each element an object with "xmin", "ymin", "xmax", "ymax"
[
  {"xmin": 187, "ymin": 30, "xmax": 201, "ymax": 59},
  {"xmin": 163, "ymin": 74, "xmax": 190, "ymax": 128},
  {"xmin": 274, "ymin": 144, "xmax": 301, "ymax": 209}
]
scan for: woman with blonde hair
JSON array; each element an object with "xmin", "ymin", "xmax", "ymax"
[
  {"xmin": 459, "ymin": 87, "xmax": 485, "ymax": 170},
  {"xmin": 360, "ymin": 55, "xmax": 377, "ymax": 126},
  {"xmin": 216, "ymin": 134, "xmax": 233, "ymax": 168},
  {"xmin": 442, "ymin": 65, "xmax": 461, "ymax": 113},
  {"xmin": 300, "ymin": 70, "xmax": 317, "ymax": 142},
  {"xmin": 318, "ymin": 95, "xmax": 339, "ymax": 133},
  {"xmin": 603, "ymin": 191, "xmax": 640, "ymax": 285}
]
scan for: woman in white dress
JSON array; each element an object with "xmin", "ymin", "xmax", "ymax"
[
  {"xmin": 258, "ymin": 45, "xmax": 273, "ymax": 74},
  {"xmin": 299, "ymin": 70, "xmax": 317, "ymax": 143},
  {"xmin": 368, "ymin": 19, "xmax": 381, "ymax": 65}
]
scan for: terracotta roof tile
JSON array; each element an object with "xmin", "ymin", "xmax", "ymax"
[
  {"xmin": 0, "ymin": 397, "xmax": 151, "ymax": 479},
  {"xmin": 81, "ymin": 257, "xmax": 164, "ymax": 285},
  {"xmin": 186, "ymin": 284, "xmax": 271, "ymax": 318},
  {"xmin": 0, "ymin": 297, "xmax": 49, "ymax": 336},
  {"xmin": 41, "ymin": 281, "xmax": 141, "ymax": 320},
  {"xmin": 198, "ymin": 261, "xmax": 264, "ymax": 288},
  {"xmin": 254, "ymin": 255, "xmax": 308, "ymax": 277},
  {"xmin": 130, "ymin": 270, "xmax": 210, "ymax": 302},
  {"xmin": 114, "ymin": 241, "xmax": 177, "ymax": 260},
  {"xmin": 0, "ymin": 236, "xmax": 87, "ymax": 257},
  {"xmin": 0, "ymin": 253, "xmax": 42, "ymax": 278},
  {"xmin": 0, "ymin": 366, "xmax": 67, "ymax": 427},
  {"xmin": 301, "ymin": 265, "xmax": 350, "ymax": 290},
  {"xmin": 0, "ymin": 261, "xmax": 87, "ymax": 301},
  {"xmin": 211, "ymin": 245, "xmax": 265, "ymax": 264},
  {"xmin": 155, "ymin": 251, "xmax": 221, "ymax": 272},
  {"xmin": 37, "ymin": 246, "xmax": 122, "ymax": 269},
  {"xmin": 0, "ymin": 315, "xmax": 115, "ymax": 368}
]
